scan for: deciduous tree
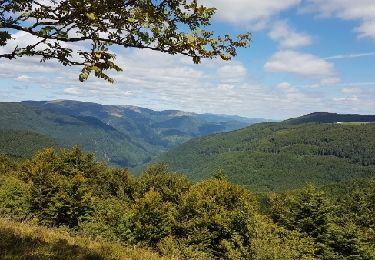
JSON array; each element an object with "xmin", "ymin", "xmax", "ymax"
[{"xmin": 0, "ymin": 0, "xmax": 250, "ymax": 82}]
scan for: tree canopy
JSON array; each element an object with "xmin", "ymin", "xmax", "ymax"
[{"xmin": 0, "ymin": 0, "xmax": 251, "ymax": 82}]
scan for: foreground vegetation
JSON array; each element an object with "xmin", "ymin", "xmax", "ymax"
[
  {"xmin": 0, "ymin": 218, "xmax": 166, "ymax": 260},
  {"xmin": 1, "ymin": 147, "xmax": 374, "ymax": 259}
]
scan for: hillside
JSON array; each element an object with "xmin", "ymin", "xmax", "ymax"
[
  {"xmin": 0, "ymin": 129, "xmax": 58, "ymax": 159},
  {"xmin": 23, "ymin": 100, "xmax": 264, "ymax": 150},
  {"xmin": 157, "ymin": 116, "xmax": 375, "ymax": 192},
  {"xmin": 0, "ymin": 100, "xmax": 263, "ymax": 168},
  {"xmin": 0, "ymin": 103, "xmax": 150, "ymax": 167},
  {"xmin": 285, "ymin": 112, "xmax": 375, "ymax": 125}
]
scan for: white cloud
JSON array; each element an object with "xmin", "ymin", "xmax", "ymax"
[
  {"xmin": 64, "ymin": 87, "xmax": 81, "ymax": 95},
  {"xmin": 16, "ymin": 75, "xmax": 32, "ymax": 82},
  {"xmin": 325, "ymin": 51, "xmax": 375, "ymax": 60},
  {"xmin": 264, "ymin": 50, "xmax": 340, "ymax": 84},
  {"xmin": 341, "ymin": 87, "xmax": 362, "ymax": 94},
  {"xmin": 201, "ymin": 0, "xmax": 300, "ymax": 28},
  {"xmin": 304, "ymin": 0, "xmax": 375, "ymax": 42},
  {"xmin": 331, "ymin": 85, "xmax": 375, "ymax": 113},
  {"xmin": 269, "ymin": 21, "xmax": 312, "ymax": 48},
  {"xmin": 355, "ymin": 19, "xmax": 375, "ymax": 40},
  {"xmin": 333, "ymin": 96, "xmax": 359, "ymax": 102},
  {"xmin": 276, "ymin": 82, "xmax": 322, "ymax": 105},
  {"xmin": 217, "ymin": 64, "xmax": 247, "ymax": 83}
]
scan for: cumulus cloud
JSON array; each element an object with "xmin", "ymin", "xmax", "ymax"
[
  {"xmin": 304, "ymin": 0, "xmax": 375, "ymax": 42},
  {"xmin": 217, "ymin": 64, "xmax": 247, "ymax": 83},
  {"xmin": 355, "ymin": 19, "xmax": 375, "ymax": 40},
  {"xmin": 201, "ymin": 0, "xmax": 300, "ymax": 28},
  {"xmin": 269, "ymin": 21, "xmax": 313, "ymax": 48},
  {"xmin": 264, "ymin": 50, "xmax": 340, "ymax": 85},
  {"xmin": 331, "ymin": 84, "xmax": 375, "ymax": 113}
]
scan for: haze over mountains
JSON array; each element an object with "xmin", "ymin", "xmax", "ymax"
[{"xmin": 0, "ymin": 100, "xmax": 267, "ymax": 167}]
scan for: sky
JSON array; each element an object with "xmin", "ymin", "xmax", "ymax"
[{"xmin": 1, "ymin": 0, "xmax": 375, "ymax": 120}]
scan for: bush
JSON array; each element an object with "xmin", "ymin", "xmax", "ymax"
[
  {"xmin": 136, "ymin": 163, "xmax": 192, "ymax": 203},
  {"xmin": 175, "ymin": 179, "xmax": 258, "ymax": 258},
  {"xmin": 79, "ymin": 198, "xmax": 131, "ymax": 242},
  {"xmin": 0, "ymin": 154, "xmax": 17, "ymax": 176},
  {"xmin": 20, "ymin": 147, "xmax": 100, "ymax": 227},
  {"xmin": 127, "ymin": 189, "xmax": 177, "ymax": 246},
  {"xmin": 0, "ymin": 175, "xmax": 31, "ymax": 220}
]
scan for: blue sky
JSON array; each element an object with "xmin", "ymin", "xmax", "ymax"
[{"xmin": 1, "ymin": 0, "xmax": 375, "ymax": 119}]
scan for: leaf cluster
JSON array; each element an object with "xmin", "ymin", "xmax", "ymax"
[{"xmin": 0, "ymin": 0, "xmax": 250, "ymax": 82}]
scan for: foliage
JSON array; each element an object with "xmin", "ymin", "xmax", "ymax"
[
  {"xmin": 174, "ymin": 179, "xmax": 257, "ymax": 258},
  {"xmin": 0, "ymin": 175, "xmax": 31, "ymax": 220},
  {"xmin": 20, "ymin": 147, "xmax": 104, "ymax": 227},
  {"xmin": 1, "ymin": 147, "xmax": 374, "ymax": 259},
  {"xmin": 128, "ymin": 189, "xmax": 177, "ymax": 246},
  {"xmin": 136, "ymin": 163, "xmax": 192, "ymax": 203},
  {"xmin": 0, "ymin": 0, "xmax": 250, "ymax": 82},
  {"xmin": 0, "ymin": 153, "xmax": 17, "ymax": 175},
  {"xmin": 269, "ymin": 184, "xmax": 375, "ymax": 259}
]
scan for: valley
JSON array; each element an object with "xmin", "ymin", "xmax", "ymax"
[{"xmin": 0, "ymin": 100, "xmax": 264, "ymax": 168}]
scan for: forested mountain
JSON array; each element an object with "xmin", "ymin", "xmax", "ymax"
[
  {"xmin": 0, "ymin": 103, "xmax": 150, "ymax": 167},
  {"xmin": 157, "ymin": 115, "xmax": 375, "ymax": 191},
  {"xmin": 285, "ymin": 112, "xmax": 375, "ymax": 125},
  {"xmin": 22, "ymin": 100, "xmax": 264, "ymax": 149},
  {"xmin": 0, "ymin": 100, "xmax": 261, "ymax": 168}
]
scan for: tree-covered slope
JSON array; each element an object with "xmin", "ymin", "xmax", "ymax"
[
  {"xmin": 0, "ymin": 100, "xmax": 264, "ymax": 168},
  {"xmin": 158, "ymin": 121, "xmax": 375, "ymax": 192},
  {"xmin": 0, "ymin": 129, "xmax": 58, "ymax": 159},
  {"xmin": 0, "ymin": 103, "xmax": 150, "ymax": 167},
  {"xmin": 22, "ymin": 100, "xmax": 264, "ymax": 151}
]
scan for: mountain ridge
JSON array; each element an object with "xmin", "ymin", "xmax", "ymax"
[
  {"xmin": 1, "ymin": 100, "xmax": 266, "ymax": 168},
  {"xmin": 285, "ymin": 112, "xmax": 375, "ymax": 125}
]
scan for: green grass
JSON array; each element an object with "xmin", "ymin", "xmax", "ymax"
[{"xmin": 0, "ymin": 218, "xmax": 169, "ymax": 260}]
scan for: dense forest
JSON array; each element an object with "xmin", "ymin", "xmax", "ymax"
[
  {"xmin": 158, "ymin": 122, "xmax": 375, "ymax": 191},
  {"xmin": 0, "ymin": 129, "xmax": 58, "ymax": 160},
  {"xmin": 1, "ymin": 147, "xmax": 374, "ymax": 259}
]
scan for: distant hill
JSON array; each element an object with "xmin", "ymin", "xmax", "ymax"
[
  {"xmin": 157, "ymin": 114, "xmax": 375, "ymax": 192},
  {"xmin": 22, "ymin": 100, "xmax": 266, "ymax": 151},
  {"xmin": 285, "ymin": 112, "xmax": 375, "ymax": 125},
  {"xmin": 0, "ymin": 100, "xmax": 265, "ymax": 168},
  {"xmin": 0, "ymin": 103, "xmax": 150, "ymax": 167}
]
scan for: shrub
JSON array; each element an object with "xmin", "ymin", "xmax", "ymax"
[{"xmin": 0, "ymin": 175, "xmax": 31, "ymax": 220}]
